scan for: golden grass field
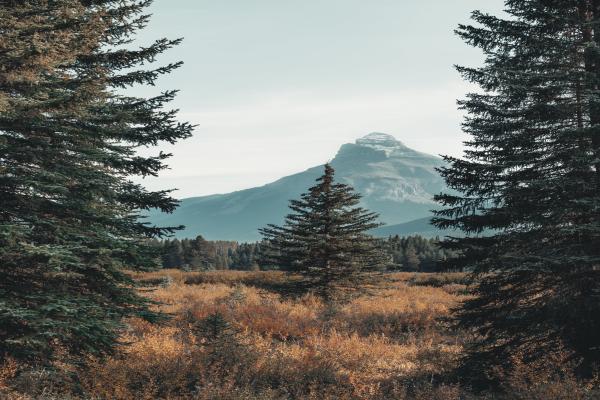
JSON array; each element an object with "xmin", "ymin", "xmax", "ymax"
[{"xmin": 1, "ymin": 270, "xmax": 595, "ymax": 399}]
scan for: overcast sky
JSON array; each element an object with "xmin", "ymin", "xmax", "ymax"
[{"xmin": 133, "ymin": 0, "xmax": 505, "ymax": 198}]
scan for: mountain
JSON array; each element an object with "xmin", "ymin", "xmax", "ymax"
[{"xmin": 148, "ymin": 133, "xmax": 448, "ymax": 241}]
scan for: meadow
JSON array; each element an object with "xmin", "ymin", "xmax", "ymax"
[{"xmin": 1, "ymin": 270, "xmax": 594, "ymax": 400}]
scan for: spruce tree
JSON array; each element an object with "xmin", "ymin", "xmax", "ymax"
[
  {"xmin": 403, "ymin": 244, "xmax": 420, "ymax": 272},
  {"xmin": 433, "ymin": 0, "xmax": 600, "ymax": 378},
  {"xmin": 0, "ymin": 1, "xmax": 192, "ymax": 363},
  {"xmin": 260, "ymin": 164, "xmax": 387, "ymax": 301}
]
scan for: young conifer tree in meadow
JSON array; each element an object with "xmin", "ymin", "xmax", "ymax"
[
  {"xmin": 0, "ymin": 0, "xmax": 192, "ymax": 363},
  {"xmin": 433, "ymin": 0, "xmax": 600, "ymax": 379},
  {"xmin": 260, "ymin": 164, "xmax": 387, "ymax": 301}
]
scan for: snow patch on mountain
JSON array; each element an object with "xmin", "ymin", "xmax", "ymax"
[{"xmin": 355, "ymin": 132, "xmax": 408, "ymax": 156}]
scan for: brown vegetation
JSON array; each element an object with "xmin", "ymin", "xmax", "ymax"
[{"xmin": 1, "ymin": 270, "xmax": 597, "ymax": 399}]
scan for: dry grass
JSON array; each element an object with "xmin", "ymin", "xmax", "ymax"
[
  {"xmin": 91, "ymin": 271, "xmax": 469, "ymax": 399},
  {"xmin": 2, "ymin": 270, "xmax": 597, "ymax": 399}
]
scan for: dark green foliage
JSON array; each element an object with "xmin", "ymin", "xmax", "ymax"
[
  {"xmin": 260, "ymin": 164, "xmax": 387, "ymax": 301},
  {"xmin": 433, "ymin": 0, "xmax": 600, "ymax": 380},
  {"xmin": 178, "ymin": 236, "xmax": 218, "ymax": 271},
  {"xmin": 0, "ymin": 1, "xmax": 192, "ymax": 363},
  {"xmin": 193, "ymin": 311, "xmax": 254, "ymax": 375},
  {"xmin": 230, "ymin": 242, "xmax": 264, "ymax": 270},
  {"xmin": 383, "ymin": 235, "xmax": 459, "ymax": 272},
  {"xmin": 156, "ymin": 234, "xmax": 454, "ymax": 272},
  {"xmin": 157, "ymin": 236, "xmax": 257, "ymax": 271},
  {"xmin": 196, "ymin": 312, "xmax": 237, "ymax": 344}
]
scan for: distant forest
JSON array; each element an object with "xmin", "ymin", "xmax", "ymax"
[{"xmin": 152, "ymin": 235, "xmax": 458, "ymax": 272}]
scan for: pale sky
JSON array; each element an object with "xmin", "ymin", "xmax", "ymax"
[{"xmin": 133, "ymin": 0, "xmax": 505, "ymax": 198}]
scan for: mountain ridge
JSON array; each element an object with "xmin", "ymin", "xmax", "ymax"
[{"xmin": 149, "ymin": 133, "xmax": 448, "ymax": 241}]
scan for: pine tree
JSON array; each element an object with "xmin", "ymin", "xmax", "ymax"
[
  {"xmin": 0, "ymin": 1, "xmax": 192, "ymax": 363},
  {"xmin": 162, "ymin": 239, "xmax": 184, "ymax": 268},
  {"xmin": 196, "ymin": 311, "xmax": 239, "ymax": 351},
  {"xmin": 433, "ymin": 0, "xmax": 600, "ymax": 379},
  {"xmin": 403, "ymin": 244, "xmax": 420, "ymax": 271},
  {"xmin": 260, "ymin": 164, "xmax": 387, "ymax": 301}
]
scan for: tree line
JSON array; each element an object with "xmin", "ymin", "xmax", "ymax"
[
  {"xmin": 154, "ymin": 234, "xmax": 457, "ymax": 272},
  {"xmin": 155, "ymin": 237, "xmax": 262, "ymax": 271}
]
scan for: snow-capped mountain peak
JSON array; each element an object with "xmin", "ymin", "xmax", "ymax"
[
  {"xmin": 354, "ymin": 132, "xmax": 407, "ymax": 156},
  {"xmin": 356, "ymin": 132, "xmax": 405, "ymax": 147}
]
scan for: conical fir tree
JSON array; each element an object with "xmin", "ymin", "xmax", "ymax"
[
  {"xmin": 433, "ymin": 0, "xmax": 600, "ymax": 378},
  {"xmin": 260, "ymin": 164, "xmax": 387, "ymax": 301},
  {"xmin": 0, "ymin": 1, "xmax": 192, "ymax": 363}
]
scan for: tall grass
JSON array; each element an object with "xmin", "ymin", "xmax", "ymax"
[{"xmin": 2, "ymin": 270, "xmax": 597, "ymax": 399}]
